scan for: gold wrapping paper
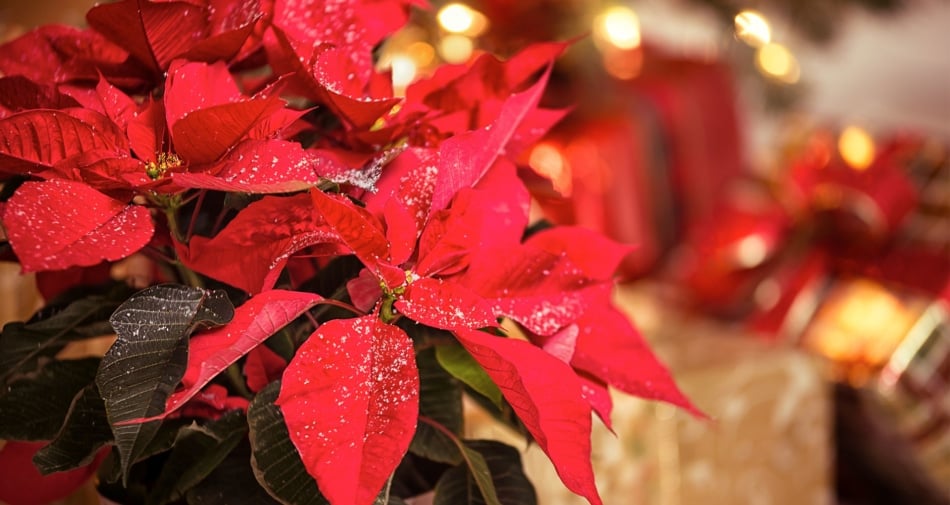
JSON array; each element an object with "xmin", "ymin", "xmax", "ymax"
[{"xmin": 467, "ymin": 284, "xmax": 833, "ymax": 505}]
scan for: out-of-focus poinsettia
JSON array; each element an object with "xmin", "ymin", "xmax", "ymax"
[{"xmin": 0, "ymin": 1, "xmax": 699, "ymax": 505}]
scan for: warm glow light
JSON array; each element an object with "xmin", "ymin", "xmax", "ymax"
[
  {"xmin": 438, "ymin": 34, "xmax": 474, "ymax": 64},
  {"xmin": 594, "ymin": 6, "xmax": 641, "ymax": 50},
  {"xmin": 602, "ymin": 47, "xmax": 643, "ymax": 80},
  {"xmin": 838, "ymin": 126, "xmax": 876, "ymax": 171},
  {"xmin": 734, "ymin": 10, "xmax": 771, "ymax": 47},
  {"xmin": 406, "ymin": 41, "xmax": 435, "ymax": 68},
  {"xmin": 389, "ymin": 54, "xmax": 418, "ymax": 90},
  {"xmin": 528, "ymin": 142, "xmax": 572, "ymax": 195},
  {"xmin": 438, "ymin": 3, "xmax": 474, "ymax": 33},
  {"xmin": 755, "ymin": 42, "xmax": 800, "ymax": 83},
  {"xmin": 735, "ymin": 235, "xmax": 768, "ymax": 268}
]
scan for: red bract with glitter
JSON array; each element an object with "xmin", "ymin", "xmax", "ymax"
[{"xmin": 0, "ymin": 1, "xmax": 698, "ymax": 505}]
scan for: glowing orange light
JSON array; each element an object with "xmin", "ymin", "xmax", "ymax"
[{"xmin": 838, "ymin": 126, "xmax": 876, "ymax": 171}]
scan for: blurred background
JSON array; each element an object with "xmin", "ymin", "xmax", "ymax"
[{"xmin": 1, "ymin": 0, "xmax": 948, "ymax": 503}]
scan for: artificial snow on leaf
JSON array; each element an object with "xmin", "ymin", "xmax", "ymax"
[
  {"xmin": 131, "ymin": 290, "xmax": 322, "ymax": 423},
  {"xmin": 567, "ymin": 305, "xmax": 703, "ymax": 418},
  {"xmin": 395, "ymin": 278, "xmax": 497, "ymax": 330},
  {"xmin": 460, "ymin": 244, "xmax": 611, "ymax": 336},
  {"xmin": 173, "ymin": 139, "xmax": 327, "ymax": 193},
  {"xmin": 97, "ymin": 285, "xmax": 234, "ymax": 480},
  {"xmin": 178, "ymin": 193, "xmax": 345, "ymax": 293},
  {"xmin": 1, "ymin": 179, "xmax": 154, "ymax": 272},
  {"xmin": 277, "ymin": 317, "xmax": 419, "ymax": 505}
]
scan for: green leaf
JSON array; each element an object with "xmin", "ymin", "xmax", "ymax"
[
  {"xmin": 33, "ymin": 383, "xmax": 112, "ymax": 474},
  {"xmin": 0, "ymin": 357, "xmax": 100, "ymax": 440},
  {"xmin": 96, "ymin": 284, "xmax": 235, "ymax": 482},
  {"xmin": 185, "ymin": 440, "xmax": 281, "ymax": 505},
  {"xmin": 433, "ymin": 441, "xmax": 536, "ymax": 505},
  {"xmin": 0, "ymin": 286, "xmax": 128, "ymax": 384},
  {"xmin": 147, "ymin": 411, "xmax": 248, "ymax": 505},
  {"xmin": 247, "ymin": 381, "xmax": 328, "ymax": 505},
  {"xmin": 436, "ymin": 344, "xmax": 503, "ymax": 409},
  {"xmin": 410, "ymin": 347, "xmax": 463, "ymax": 465}
]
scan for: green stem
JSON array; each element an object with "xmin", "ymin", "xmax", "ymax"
[{"xmin": 226, "ymin": 363, "xmax": 253, "ymax": 400}]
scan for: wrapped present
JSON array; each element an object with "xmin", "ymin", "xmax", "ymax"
[
  {"xmin": 796, "ymin": 277, "xmax": 950, "ymax": 496},
  {"xmin": 465, "ymin": 283, "xmax": 833, "ymax": 505},
  {"xmin": 526, "ymin": 46, "xmax": 745, "ymax": 280}
]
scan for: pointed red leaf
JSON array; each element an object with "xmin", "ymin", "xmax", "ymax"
[
  {"xmin": 347, "ymin": 268, "xmax": 384, "ymax": 313},
  {"xmin": 0, "ymin": 76, "xmax": 81, "ymax": 117},
  {"xmin": 0, "ymin": 25, "xmax": 128, "ymax": 85},
  {"xmin": 454, "ymin": 328, "xmax": 602, "ymax": 505},
  {"xmin": 177, "ymin": 193, "xmax": 347, "ymax": 293},
  {"xmin": 0, "ymin": 110, "xmax": 127, "ymax": 177},
  {"xmin": 461, "ymin": 245, "xmax": 611, "ymax": 336},
  {"xmin": 413, "ymin": 160, "xmax": 528, "ymax": 278},
  {"xmin": 311, "ymin": 46, "xmax": 401, "ymax": 128},
  {"xmin": 526, "ymin": 226, "xmax": 634, "ymax": 281},
  {"xmin": 383, "ymin": 199, "xmax": 418, "ymax": 266},
  {"xmin": 572, "ymin": 305, "xmax": 703, "ymax": 417},
  {"xmin": 86, "ymin": 0, "xmax": 209, "ymax": 73},
  {"xmin": 126, "ymin": 290, "xmax": 322, "ymax": 423},
  {"xmin": 173, "ymin": 139, "xmax": 326, "ymax": 193},
  {"xmin": 310, "ymin": 189, "xmax": 405, "ymax": 288},
  {"xmin": 245, "ymin": 345, "xmax": 289, "ymax": 393},
  {"xmin": 432, "ymin": 67, "xmax": 551, "ymax": 210},
  {"xmin": 578, "ymin": 374, "xmax": 614, "ymax": 432},
  {"xmin": 365, "ymin": 147, "xmax": 440, "ymax": 230},
  {"xmin": 277, "ymin": 317, "xmax": 419, "ymax": 505},
  {"xmin": 1, "ymin": 179, "xmax": 153, "ymax": 272},
  {"xmin": 127, "ymin": 98, "xmax": 166, "ymax": 162},
  {"xmin": 164, "ymin": 60, "xmax": 243, "ymax": 127},
  {"xmin": 395, "ymin": 278, "xmax": 497, "ymax": 330}
]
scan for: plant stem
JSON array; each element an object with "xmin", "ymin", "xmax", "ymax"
[
  {"xmin": 226, "ymin": 363, "xmax": 253, "ymax": 399},
  {"xmin": 184, "ymin": 190, "xmax": 207, "ymax": 242}
]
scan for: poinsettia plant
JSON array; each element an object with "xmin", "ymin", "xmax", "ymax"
[{"xmin": 0, "ymin": 1, "xmax": 698, "ymax": 504}]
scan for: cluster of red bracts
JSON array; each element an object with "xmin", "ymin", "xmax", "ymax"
[{"xmin": 0, "ymin": 1, "xmax": 698, "ymax": 504}]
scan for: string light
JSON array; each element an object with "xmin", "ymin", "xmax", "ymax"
[
  {"xmin": 594, "ymin": 6, "xmax": 641, "ymax": 50},
  {"xmin": 734, "ymin": 10, "xmax": 771, "ymax": 47},
  {"xmin": 437, "ymin": 3, "xmax": 488, "ymax": 37},
  {"xmin": 755, "ymin": 42, "xmax": 800, "ymax": 84},
  {"xmin": 389, "ymin": 54, "xmax": 418, "ymax": 92},
  {"xmin": 838, "ymin": 126, "xmax": 876, "ymax": 171},
  {"xmin": 439, "ymin": 34, "xmax": 474, "ymax": 64}
]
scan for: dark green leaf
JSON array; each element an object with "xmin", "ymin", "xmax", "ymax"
[
  {"xmin": 96, "ymin": 284, "xmax": 235, "ymax": 482},
  {"xmin": 434, "ymin": 441, "xmax": 535, "ymax": 505},
  {"xmin": 247, "ymin": 381, "xmax": 328, "ymax": 505},
  {"xmin": 147, "ymin": 411, "xmax": 248, "ymax": 505},
  {"xmin": 0, "ymin": 357, "xmax": 100, "ymax": 440},
  {"xmin": 0, "ymin": 287, "xmax": 127, "ymax": 384},
  {"xmin": 410, "ymin": 348, "xmax": 463, "ymax": 465},
  {"xmin": 33, "ymin": 383, "xmax": 112, "ymax": 474},
  {"xmin": 436, "ymin": 344, "xmax": 503, "ymax": 409},
  {"xmin": 185, "ymin": 440, "xmax": 281, "ymax": 505}
]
